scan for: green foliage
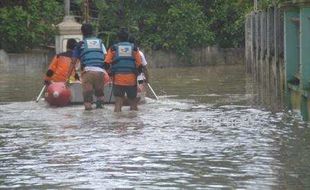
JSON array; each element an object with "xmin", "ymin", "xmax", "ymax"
[
  {"xmin": 0, "ymin": 0, "xmax": 63, "ymax": 53},
  {"xmin": 206, "ymin": 0, "xmax": 253, "ymax": 48},
  {"xmin": 163, "ymin": 1, "xmax": 214, "ymax": 55},
  {"xmin": 258, "ymin": 0, "xmax": 288, "ymax": 9},
  {"xmin": 95, "ymin": 0, "xmax": 253, "ymax": 57},
  {"xmin": 0, "ymin": 0, "xmax": 254, "ymax": 56},
  {"xmin": 97, "ymin": 0, "xmax": 215, "ymax": 57},
  {"xmin": 0, "ymin": 7, "xmax": 29, "ymax": 52}
]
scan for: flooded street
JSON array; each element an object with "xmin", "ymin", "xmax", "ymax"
[{"xmin": 0, "ymin": 63, "xmax": 310, "ymax": 189}]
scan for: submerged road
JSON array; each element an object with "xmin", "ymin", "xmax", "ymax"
[{"xmin": 0, "ymin": 64, "xmax": 310, "ymax": 189}]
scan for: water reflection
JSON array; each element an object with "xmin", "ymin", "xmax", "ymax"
[
  {"xmin": 0, "ymin": 61, "xmax": 46, "ymax": 102},
  {"xmin": 0, "ymin": 64, "xmax": 310, "ymax": 189}
]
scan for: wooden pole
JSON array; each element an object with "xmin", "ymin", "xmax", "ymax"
[
  {"xmin": 147, "ymin": 83, "xmax": 159, "ymax": 100},
  {"xmin": 254, "ymin": 0, "xmax": 258, "ymax": 11},
  {"xmin": 35, "ymin": 85, "xmax": 46, "ymax": 103}
]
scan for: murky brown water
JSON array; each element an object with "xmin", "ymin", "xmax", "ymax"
[{"xmin": 0, "ymin": 62, "xmax": 310, "ymax": 189}]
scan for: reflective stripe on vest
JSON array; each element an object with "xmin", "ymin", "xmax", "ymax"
[
  {"xmin": 80, "ymin": 37, "xmax": 104, "ymax": 68},
  {"xmin": 111, "ymin": 42, "xmax": 136, "ymax": 74}
]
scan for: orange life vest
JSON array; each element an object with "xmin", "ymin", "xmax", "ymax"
[{"xmin": 45, "ymin": 51, "xmax": 76, "ymax": 82}]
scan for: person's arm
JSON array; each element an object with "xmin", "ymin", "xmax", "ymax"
[
  {"xmin": 104, "ymin": 48, "xmax": 114, "ymax": 64},
  {"xmin": 139, "ymin": 50, "xmax": 149, "ymax": 83},
  {"xmin": 133, "ymin": 50, "xmax": 142, "ymax": 66},
  {"xmin": 102, "ymin": 43, "xmax": 107, "ymax": 55},
  {"xmin": 67, "ymin": 57, "xmax": 78, "ymax": 82},
  {"xmin": 66, "ymin": 45, "xmax": 80, "ymax": 83},
  {"xmin": 139, "ymin": 50, "xmax": 147, "ymax": 66},
  {"xmin": 104, "ymin": 48, "xmax": 116, "ymax": 74},
  {"xmin": 44, "ymin": 56, "xmax": 58, "ymax": 85},
  {"xmin": 143, "ymin": 66, "xmax": 149, "ymax": 83}
]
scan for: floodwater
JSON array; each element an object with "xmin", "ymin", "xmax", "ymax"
[{"xmin": 0, "ymin": 61, "xmax": 310, "ymax": 189}]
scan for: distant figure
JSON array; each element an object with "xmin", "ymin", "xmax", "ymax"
[
  {"xmin": 137, "ymin": 50, "xmax": 149, "ymax": 84},
  {"xmin": 44, "ymin": 38, "xmax": 78, "ymax": 85},
  {"xmin": 68, "ymin": 23, "xmax": 107, "ymax": 110},
  {"xmin": 128, "ymin": 36, "xmax": 149, "ymax": 102},
  {"xmin": 128, "ymin": 36, "xmax": 149, "ymax": 85},
  {"xmin": 104, "ymin": 29, "xmax": 142, "ymax": 112}
]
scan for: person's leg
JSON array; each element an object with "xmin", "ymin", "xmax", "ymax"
[
  {"xmin": 136, "ymin": 82, "xmax": 146, "ymax": 103},
  {"xmin": 93, "ymin": 72, "xmax": 105, "ymax": 109},
  {"xmin": 128, "ymin": 98, "xmax": 138, "ymax": 111},
  {"xmin": 82, "ymin": 72, "xmax": 94, "ymax": 110},
  {"xmin": 126, "ymin": 85, "xmax": 138, "ymax": 111},
  {"xmin": 114, "ymin": 97, "xmax": 123, "ymax": 112},
  {"xmin": 113, "ymin": 85, "xmax": 125, "ymax": 112},
  {"xmin": 83, "ymin": 93, "xmax": 93, "ymax": 110}
]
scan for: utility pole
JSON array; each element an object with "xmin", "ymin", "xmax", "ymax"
[
  {"xmin": 118, "ymin": 0, "xmax": 125, "ymax": 27},
  {"xmin": 56, "ymin": 0, "xmax": 82, "ymax": 54},
  {"xmin": 84, "ymin": 0, "xmax": 90, "ymax": 23},
  {"xmin": 64, "ymin": 0, "xmax": 70, "ymax": 16}
]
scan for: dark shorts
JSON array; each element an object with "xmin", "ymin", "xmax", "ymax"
[
  {"xmin": 113, "ymin": 85, "xmax": 137, "ymax": 99},
  {"xmin": 81, "ymin": 71, "xmax": 104, "ymax": 102}
]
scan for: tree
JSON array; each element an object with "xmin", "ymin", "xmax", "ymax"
[
  {"xmin": 259, "ymin": 0, "xmax": 288, "ymax": 9},
  {"xmin": 0, "ymin": 0, "xmax": 258, "ymax": 55},
  {"xmin": 161, "ymin": 0, "xmax": 214, "ymax": 55},
  {"xmin": 97, "ymin": 0, "xmax": 214, "ymax": 56},
  {"xmin": 204, "ymin": 0, "xmax": 253, "ymax": 48},
  {"xmin": 0, "ymin": 0, "xmax": 63, "ymax": 52}
]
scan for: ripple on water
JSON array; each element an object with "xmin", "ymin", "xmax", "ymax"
[{"xmin": 0, "ymin": 99, "xmax": 305, "ymax": 189}]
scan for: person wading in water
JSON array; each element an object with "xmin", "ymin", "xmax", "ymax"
[
  {"xmin": 68, "ymin": 23, "xmax": 107, "ymax": 110},
  {"xmin": 104, "ymin": 29, "xmax": 142, "ymax": 112}
]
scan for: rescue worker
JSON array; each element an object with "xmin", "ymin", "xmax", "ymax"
[
  {"xmin": 128, "ymin": 36, "xmax": 149, "ymax": 85},
  {"xmin": 137, "ymin": 50, "xmax": 149, "ymax": 84},
  {"xmin": 68, "ymin": 23, "xmax": 107, "ymax": 110},
  {"xmin": 104, "ymin": 29, "xmax": 142, "ymax": 112},
  {"xmin": 44, "ymin": 38, "xmax": 78, "ymax": 85}
]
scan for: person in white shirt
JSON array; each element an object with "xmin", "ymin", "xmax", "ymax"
[
  {"xmin": 128, "ymin": 36, "xmax": 150, "ymax": 103},
  {"xmin": 137, "ymin": 50, "xmax": 149, "ymax": 84},
  {"xmin": 128, "ymin": 36, "xmax": 149, "ymax": 84}
]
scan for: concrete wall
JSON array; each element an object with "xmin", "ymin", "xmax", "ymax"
[
  {"xmin": 246, "ymin": 2, "xmax": 310, "ymax": 120},
  {"xmin": 0, "ymin": 47, "xmax": 244, "ymax": 69},
  {"xmin": 245, "ymin": 7, "xmax": 285, "ymax": 111},
  {"xmin": 143, "ymin": 47, "xmax": 244, "ymax": 68},
  {"xmin": 0, "ymin": 49, "xmax": 54, "ymax": 73},
  {"xmin": 0, "ymin": 50, "xmax": 9, "ymax": 66}
]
